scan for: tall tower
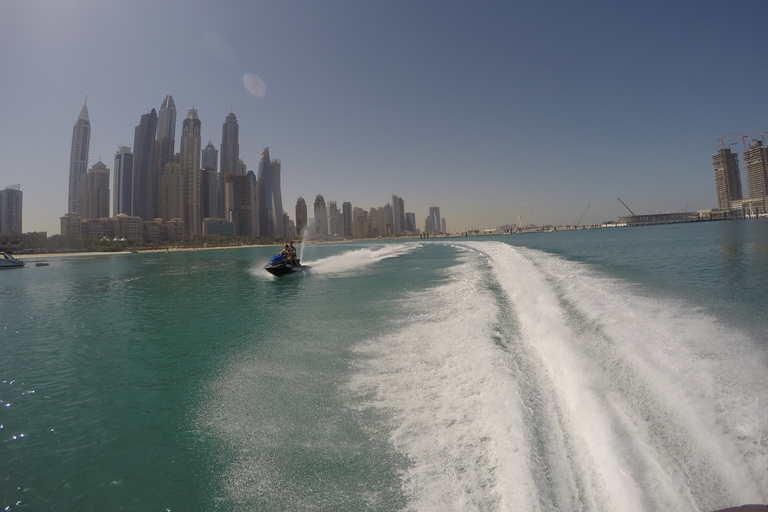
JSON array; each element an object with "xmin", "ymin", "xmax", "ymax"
[
  {"xmin": 156, "ymin": 95, "xmax": 177, "ymax": 149},
  {"xmin": 132, "ymin": 108, "xmax": 158, "ymax": 220},
  {"xmin": 113, "ymin": 146, "xmax": 133, "ymax": 216},
  {"xmin": 84, "ymin": 161, "xmax": 110, "ymax": 219},
  {"xmin": 405, "ymin": 212, "xmax": 416, "ymax": 232},
  {"xmin": 153, "ymin": 95, "xmax": 176, "ymax": 218},
  {"xmin": 201, "ymin": 141, "xmax": 219, "ymax": 219},
  {"xmin": 270, "ymin": 157, "xmax": 284, "ymax": 238},
  {"xmin": 180, "ymin": 108, "xmax": 202, "ymax": 236},
  {"xmin": 159, "ymin": 162, "xmax": 183, "ymax": 222},
  {"xmin": 220, "ymin": 112, "xmax": 239, "ymax": 218},
  {"xmin": 392, "ymin": 194, "xmax": 405, "ymax": 236},
  {"xmin": 313, "ymin": 194, "xmax": 327, "ymax": 236},
  {"xmin": 0, "ymin": 184, "xmax": 23, "ymax": 235},
  {"xmin": 68, "ymin": 101, "xmax": 91, "ymax": 215},
  {"xmin": 328, "ymin": 201, "xmax": 339, "ymax": 236},
  {"xmin": 743, "ymin": 140, "xmax": 768, "ymax": 200},
  {"xmin": 227, "ymin": 173, "xmax": 254, "ymax": 236},
  {"xmin": 257, "ymin": 148, "xmax": 285, "ymax": 238},
  {"xmin": 428, "ymin": 206, "xmax": 441, "ymax": 235},
  {"xmin": 712, "ymin": 148, "xmax": 742, "ymax": 210},
  {"xmin": 342, "ymin": 201, "xmax": 352, "ymax": 237},
  {"xmin": 295, "ymin": 196, "xmax": 308, "ymax": 237}
]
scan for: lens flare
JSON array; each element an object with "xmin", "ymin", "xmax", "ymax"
[{"xmin": 243, "ymin": 73, "xmax": 266, "ymax": 97}]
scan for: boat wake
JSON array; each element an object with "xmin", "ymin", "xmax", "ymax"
[
  {"xmin": 302, "ymin": 243, "xmax": 420, "ymax": 276},
  {"xmin": 348, "ymin": 240, "xmax": 768, "ymax": 511}
]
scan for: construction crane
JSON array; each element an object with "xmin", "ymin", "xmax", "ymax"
[
  {"xmin": 718, "ymin": 132, "xmax": 749, "ymax": 151},
  {"xmin": 617, "ymin": 198, "xmax": 635, "ymax": 216},
  {"xmin": 574, "ymin": 203, "xmax": 590, "ymax": 227}
]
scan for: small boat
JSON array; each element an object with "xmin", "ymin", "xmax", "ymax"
[
  {"xmin": 35, "ymin": 262, "xmax": 49, "ymax": 267},
  {"xmin": 0, "ymin": 252, "xmax": 25, "ymax": 269},
  {"xmin": 263, "ymin": 253, "xmax": 309, "ymax": 277}
]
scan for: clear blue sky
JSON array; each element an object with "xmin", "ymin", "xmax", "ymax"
[{"xmin": 2, "ymin": 0, "xmax": 767, "ymax": 234}]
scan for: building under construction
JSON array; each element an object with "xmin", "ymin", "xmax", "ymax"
[
  {"xmin": 743, "ymin": 140, "xmax": 768, "ymax": 214},
  {"xmin": 712, "ymin": 147, "xmax": 743, "ymax": 211}
]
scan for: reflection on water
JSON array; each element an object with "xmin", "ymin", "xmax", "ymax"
[{"xmin": 716, "ymin": 220, "xmax": 768, "ymax": 291}]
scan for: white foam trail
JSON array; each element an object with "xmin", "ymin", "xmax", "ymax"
[
  {"xmin": 349, "ymin": 247, "xmax": 540, "ymax": 510},
  {"xmin": 466, "ymin": 241, "xmax": 768, "ymax": 510},
  {"xmin": 350, "ymin": 241, "xmax": 768, "ymax": 511},
  {"xmin": 304, "ymin": 243, "xmax": 420, "ymax": 276}
]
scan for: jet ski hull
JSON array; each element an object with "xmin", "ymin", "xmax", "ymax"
[{"xmin": 264, "ymin": 254, "xmax": 309, "ymax": 277}]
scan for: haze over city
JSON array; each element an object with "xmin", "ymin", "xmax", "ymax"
[{"xmin": 2, "ymin": 0, "xmax": 768, "ymax": 235}]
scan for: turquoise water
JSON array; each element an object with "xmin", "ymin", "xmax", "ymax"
[{"xmin": 2, "ymin": 220, "xmax": 767, "ymax": 511}]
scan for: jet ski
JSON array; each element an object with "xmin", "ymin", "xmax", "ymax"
[{"xmin": 264, "ymin": 253, "xmax": 309, "ymax": 277}]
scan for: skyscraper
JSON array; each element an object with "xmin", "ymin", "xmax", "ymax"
[
  {"xmin": 84, "ymin": 161, "xmax": 110, "ymax": 219},
  {"xmin": 153, "ymin": 95, "xmax": 177, "ymax": 218},
  {"xmin": 314, "ymin": 194, "xmax": 327, "ymax": 236},
  {"xmin": 392, "ymin": 194, "xmax": 405, "ymax": 236},
  {"xmin": 270, "ymin": 159, "xmax": 284, "ymax": 238},
  {"xmin": 201, "ymin": 141, "xmax": 219, "ymax": 220},
  {"xmin": 113, "ymin": 146, "xmax": 133, "ymax": 216},
  {"xmin": 405, "ymin": 212, "xmax": 416, "ymax": 233},
  {"xmin": 180, "ymin": 108, "xmax": 202, "ymax": 235},
  {"xmin": 0, "ymin": 184, "xmax": 23, "ymax": 235},
  {"xmin": 257, "ymin": 148, "xmax": 285, "ymax": 238},
  {"xmin": 342, "ymin": 201, "xmax": 352, "ymax": 237},
  {"xmin": 227, "ymin": 173, "xmax": 254, "ymax": 236},
  {"xmin": 132, "ymin": 108, "xmax": 158, "ymax": 220},
  {"xmin": 156, "ymin": 95, "xmax": 177, "ymax": 153},
  {"xmin": 428, "ymin": 206, "xmax": 441, "ymax": 235},
  {"xmin": 743, "ymin": 140, "xmax": 768, "ymax": 200},
  {"xmin": 220, "ymin": 113, "xmax": 239, "ymax": 218},
  {"xmin": 68, "ymin": 101, "xmax": 90, "ymax": 215},
  {"xmin": 295, "ymin": 197, "xmax": 308, "ymax": 237},
  {"xmin": 328, "ymin": 201, "xmax": 339, "ymax": 236},
  {"xmin": 159, "ymin": 162, "xmax": 183, "ymax": 222},
  {"xmin": 712, "ymin": 148, "xmax": 742, "ymax": 210}
]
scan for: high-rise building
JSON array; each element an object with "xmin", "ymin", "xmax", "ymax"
[
  {"xmin": 295, "ymin": 197, "xmax": 308, "ymax": 237},
  {"xmin": 180, "ymin": 108, "xmax": 202, "ymax": 236},
  {"xmin": 132, "ymin": 108, "xmax": 158, "ymax": 220},
  {"xmin": 314, "ymin": 194, "xmax": 327, "ymax": 236},
  {"xmin": 68, "ymin": 101, "xmax": 90, "ymax": 215},
  {"xmin": 201, "ymin": 141, "xmax": 219, "ymax": 220},
  {"xmin": 428, "ymin": 206, "xmax": 441, "ymax": 234},
  {"xmin": 382, "ymin": 203, "xmax": 393, "ymax": 235},
  {"xmin": 328, "ymin": 201, "xmax": 339, "ymax": 236},
  {"xmin": 743, "ymin": 140, "xmax": 768, "ymax": 200},
  {"xmin": 113, "ymin": 146, "xmax": 133, "ymax": 216},
  {"xmin": 248, "ymin": 170, "xmax": 259, "ymax": 238},
  {"xmin": 159, "ymin": 162, "xmax": 183, "ymax": 222},
  {"xmin": 353, "ymin": 207, "xmax": 370, "ymax": 238},
  {"xmin": 712, "ymin": 148, "xmax": 742, "ymax": 210},
  {"xmin": 257, "ymin": 148, "xmax": 285, "ymax": 238},
  {"xmin": 342, "ymin": 201, "xmax": 352, "ymax": 237},
  {"xmin": 405, "ymin": 212, "xmax": 416, "ymax": 233},
  {"xmin": 392, "ymin": 195, "xmax": 405, "ymax": 236},
  {"xmin": 220, "ymin": 113, "xmax": 239, "ymax": 217},
  {"xmin": 153, "ymin": 95, "xmax": 177, "ymax": 218},
  {"xmin": 227, "ymin": 173, "xmax": 254, "ymax": 236},
  {"xmin": 0, "ymin": 184, "xmax": 23, "ymax": 235},
  {"xmin": 370, "ymin": 206, "xmax": 389, "ymax": 236},
  {"xmin": 84, "ymin": 161, "xmax": 110, "ymax": 219},
  {"xmin": 156, "ymin": 96, "xmax": 177, "ymax": 152}
]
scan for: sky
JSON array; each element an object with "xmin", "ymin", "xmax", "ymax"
[{"xmin": 2, "ymin": 0, "xmax": 768, "ymax": 234}]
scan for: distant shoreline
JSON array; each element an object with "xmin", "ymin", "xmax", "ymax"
[{"xmin": 16, "ymin": 243, "xmax": 279, "ymax": 261}]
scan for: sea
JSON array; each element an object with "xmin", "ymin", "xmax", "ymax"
[{"xmin": 2, "ymin": 220, "xmax": 768, "ymax": 512}]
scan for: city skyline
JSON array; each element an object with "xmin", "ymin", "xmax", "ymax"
[
  {"xmin": 3, "ymin": 1, "xmax": 768, "ymax": 235},
  {"xmin": 60, "ymin": 96, "xmax": 449, "ymax": 238}
]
